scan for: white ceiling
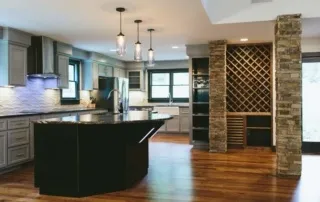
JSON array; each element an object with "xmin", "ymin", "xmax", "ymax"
[{"xmin": 0, "ymin": 0, "xmax": 319, "ymax": 61}]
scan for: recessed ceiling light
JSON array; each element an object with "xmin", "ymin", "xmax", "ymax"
[
  {"xmin": 172, "ymin": 46, "xmax": 179, "ymax": 49},
  {"xmin": 240, "ymin": 38, "xmax": 248, "ymax": 42},
  {"xmin": 109, "ymin": 49, "xmax": 117, "ymax": 52}
]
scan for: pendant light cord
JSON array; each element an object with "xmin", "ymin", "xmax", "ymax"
[
  {"xmin": 150, "ymin": 30, "xmax": 152, "ymax": 49},
  {"xmin": 137, "ymin": 22, "xmax": 140, "ymax": 42},
  {"xmin": 120, "ymin": 12, "xmax": 122, "ymax": 33}
]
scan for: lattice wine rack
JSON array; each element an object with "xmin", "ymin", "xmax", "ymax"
[{"xmin": 226, "ymin": 44, "xmax": 272, "ymax": 112}]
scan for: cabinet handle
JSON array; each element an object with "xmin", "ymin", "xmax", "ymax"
[
  {"xmin": 16, "ymin": 153, "xmax": 25, "ymax": 158},
  {"xmin": 15, "ymin": 137, "xmax": 25, "ymax": 140}
]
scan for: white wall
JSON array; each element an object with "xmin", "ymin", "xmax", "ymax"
[{"xmin": 302, "ymin": 37, "xmax": 320, "ymax": 52}]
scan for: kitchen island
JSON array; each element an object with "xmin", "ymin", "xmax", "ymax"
[{"xmin": 33, "ymin": 111, "xmax": 172, "ymax": 197}]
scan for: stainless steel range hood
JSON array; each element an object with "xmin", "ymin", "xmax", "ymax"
[{"xmin": 27, "ymin": 36, "xmax": 59, "ymax": 78}]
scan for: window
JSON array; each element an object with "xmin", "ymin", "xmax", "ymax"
[
  {"xmin": 61, "ymin": 60, "xmax": 80, "ymax": 104},
  {"xmin": 148, "ymin": 69, "xmax": 189, "ymax": 102}
]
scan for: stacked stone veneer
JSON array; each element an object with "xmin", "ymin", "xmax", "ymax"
[
  {"xmin": 275, "ymin": 14, "xmax": 302, "ymax": 176},
  {"xmin": 209, "ymin": 40, "xmax": 227, "ymax": 153}
]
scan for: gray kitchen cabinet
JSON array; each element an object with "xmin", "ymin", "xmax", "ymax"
[
  {"xmin": 98, "ymin": 64, "xmax": 113, "ymax": 77},
  {"xmin": 180, "ymin": 116, "xmax": 190, "ymax": 133},
  {"xmin": 114, "ymin": 67, "xmax": 125, "ymax": 78},
  {"xmin": 159, "ymin": 123, "xmax": 166, "ymax": 132},
  {"xmin": 0, "ymin": 28, "xmax": 30, "ymax": 87},
  {"xmin": 166, "ymin": 116, "xmax": 180, "ymax": 132},
  {"xmin": 9, "ymin": 44, "xmax": 27, "ymax": 86},
  {"xmin": 0, "ymin": 131, "xmax": 7, "ymax": 169},
  {"xmin": 57, "ymin": 55, "xmax": 69, "ymax": 89},
  {"xmin": 128, "ymin": 70, "xmax": 144, "ymax": 91},
  {"xmin": 29, "ymin": 116, "xmax": 40, "ymax": 160},
  {"xmin": 82, "ymin": 61, "xmax": 99, "ymax": 90}
]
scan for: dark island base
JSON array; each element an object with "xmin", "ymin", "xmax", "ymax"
[{"xmin": 34, "ymin": 121, "xmax": 164, "ymax": 197}]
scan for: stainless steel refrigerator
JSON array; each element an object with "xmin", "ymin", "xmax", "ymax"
[{"xmin": 91, "ymin": 77, "xmax": 129, "ymax": 113}]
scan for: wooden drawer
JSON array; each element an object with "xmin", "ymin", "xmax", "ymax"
[
  {"xmin": 8, "ymin": 145, "xmax": 29, "ymax": 165},
  {"xmin": 8, "ymin": 129, "xmax": 29, "ymax": 148},
  {"xmin": 0, "ymin": 119, "xmax": 7, "ymax": 131},
  {"xmin": 8, "ymin": 118, "xmax": 29, "ymax": 130},
  {"xmin": 180, "ymin": 107, "xmax": 189, "ymax": 115}
]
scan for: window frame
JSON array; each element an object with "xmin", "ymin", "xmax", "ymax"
[
  {"xmin": 148, "ymin": 69, "xmax": 189, "ymax": 103},
  {"xmin": 60, "ymin": 59, "xmax": 80, "ymax": 105}
]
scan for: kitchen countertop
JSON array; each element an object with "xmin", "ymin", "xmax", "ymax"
[
  {"xmin": 130, "ymin": 103, "xmax": 189, "ymax": 108},
  {"xmin": 34, "ymin": 111, "xmax": 172, "ymax": 125},
  {"xmin": 0, "ymin": 107, "xmax": 103, "ymax": 118}
]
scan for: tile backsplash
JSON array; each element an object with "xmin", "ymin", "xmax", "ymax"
[{"xmin": 0, "ymin": 77, "xmax": 90, "ymax": 114}]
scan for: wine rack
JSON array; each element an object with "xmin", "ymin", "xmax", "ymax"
[{"xmin": 226, "ymin": 44, "xmax": 272, "ymax": 113}]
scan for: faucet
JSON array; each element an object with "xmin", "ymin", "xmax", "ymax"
[
  {"xmin": 107, "ymin": 89, "xmax": 123, "ymax": 113},
  {"xmin": 168, "ymin": 92, "xmax": 173, "ymax": 106}
]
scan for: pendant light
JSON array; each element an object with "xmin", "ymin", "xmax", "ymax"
[
  {"xmin": 147, "ymin": 29, "xmax": 155, "ymax": 67},
  {"xmin": 116, "ymin": 7, "xmax": 126, "ymax": 56},
  {"xmin": 134, "ymin": 20, "xmax": 143, "ymax": 61}
]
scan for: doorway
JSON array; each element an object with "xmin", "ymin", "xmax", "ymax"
[{"xmin": 302, "ymin": 53, "xmax": 320, "ymax": 153}]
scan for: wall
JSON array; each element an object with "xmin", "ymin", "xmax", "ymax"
[
  {"xmin": 302, "ymin": 37, "xmax": 320, "ymax": 52},
  {"xmin": 127, "ymin": 60, "xmax": 189, "ymax": 106},
  {"xmin": 0, "ymin": 77, "xmax": 90, "ymax": 114}
]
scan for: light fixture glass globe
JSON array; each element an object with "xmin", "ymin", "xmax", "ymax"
[
  {"xmin": 147, "ymin": 48, "xmax": 155, "ymax": 67},
  {"xmin": 116, "ymin": 33, "xmax": 126, "ymax": 56},
  {"xmin": 134, "ymin": 42, "xmax": 142, "ymax": 61}
]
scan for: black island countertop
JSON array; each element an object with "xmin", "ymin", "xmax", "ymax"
[{"xmin": 34, "ymin": 111, "xmax": 172, "ymax": 124}]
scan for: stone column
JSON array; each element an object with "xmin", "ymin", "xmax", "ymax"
[
  {"xmin": 209, "ymin": 40, "xmax": 227, "ymax": 153},
  {"xmin": 275, "ymin": 14, "xmax": 302, "ymax": 176}
]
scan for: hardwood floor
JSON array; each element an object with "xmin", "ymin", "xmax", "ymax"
[{"xmin": 0, "ymin": 134, "xmax": 319, "ymax": 202}]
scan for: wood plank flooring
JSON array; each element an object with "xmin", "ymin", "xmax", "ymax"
[{"xmin": 0, "ymin": 134, "xmax": 319, "ymax": 202}]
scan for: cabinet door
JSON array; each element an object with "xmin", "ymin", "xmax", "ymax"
[
  {"xmin": 180, "ymin": 116, "xmax": 190, "ymax": 133},
  {"xmin": 106, "ymin": 66, "xmax": 113, "ymax": 77},
  {"xmin": 29, "ymin": 116, "xmax": 40, "ymax": 160},
  {"xmin": 57, "ymin": 55, "xmax": 69, "ymax": 89},
  {"xmin": 158, "ymin": 122, "xmax": 166, "ymax": 132},
  {"xmin": 0, "ymin": 132, "xmax": 7, "ymax": 169},
  {"xmin": 120, "ymin": 69, "xmax": 126, "ymax": 78},
  {"xmin": 9, "ymin": 44, "xmax": 27, "ymax": 86},
  {"xmin": 93, "ymin": 62, "xmax": 99, "ymax": 89},
  {"xmin": 166, "ymin": 116, "xmax": 180, "ymax": 132},
  {"xmin": 113, "ymin": 68, "xmax": 120, "ymax": 77},
  {"xmin": 98, "ymin": 64, "xmax": 106, "ymax": 76}
]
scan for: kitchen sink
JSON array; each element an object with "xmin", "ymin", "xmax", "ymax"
[{"xmin": 153, "ymin": 106, "xmax": 179, "ymax": 116}]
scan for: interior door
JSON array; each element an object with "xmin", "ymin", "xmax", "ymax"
[{"xmin": 302, "ymin": 53, "xmax": 320, "ymax": 153}]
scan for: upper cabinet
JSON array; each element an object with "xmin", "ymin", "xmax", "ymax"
[
  {"xmin": 114, "ymin": 67, "xmax": 126, "ymax": 78},
  {"xmin": 0, "ymin": 28, "xmax": 31, "ymax": 87},
  {"xmin": 82, "ymin": 61, "xmax": 99, "ymax": 90},
  {"xmin": 98, "ymin": 64, "xmax": 113, "ymax": 77},
  {"xmin": 127, "ymin": 70, "xmax": 145, "ymax": 91},
  {"xmin": 54, "ymin": 42, "xmax": 72, "ymax": 89},
  {"xmin": 56, "ymin": 55, "xmax": 69, "ymax": 88}
]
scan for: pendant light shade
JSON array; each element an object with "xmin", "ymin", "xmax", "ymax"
[
  {"xmin": 116, "ymin": 7, "xmax": 126, "ymax": 56},
  {"xmin": 134, "ymin": 20, "xmax": 142, "ymax": 61},
  {"xmin": 147, "ymin": 29, "xmax": 155, "ymax": 67}
]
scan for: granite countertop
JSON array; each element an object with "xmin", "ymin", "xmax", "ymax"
[
  {"xmin": 34, "ymin": 111, "xmax": 172, "ymax": 125},
  {"xmin": 0, "ymin": 107, "xmax": 103, "ymax": 118},
  {"xmin": 130, "ymin": 103, "xmax": 190, "ymax": 108}
]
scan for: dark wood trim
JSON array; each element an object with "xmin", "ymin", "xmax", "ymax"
[
  {"xmin": 272, "ymin": 146, "xmax": 276, "ymax": 152},
  {"xmin": 148, "ymin": 69, "xmax": 189, "ymax": 103},
  {"xmin": 60, "ymin": 59, "xmax": 80, "ymax": 105}
]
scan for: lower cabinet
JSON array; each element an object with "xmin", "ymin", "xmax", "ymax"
[
  {"xmin": 0, "ymin": 132, "xmax": 7, "ymax": 169},
  {"xmin": 0, "ymin": 109, "xmax": 108, "ymax": 172},
  {"xmin": 29, "ymin": 116, "xmax": 41, "ymax": 160},
  {"xmin": 158, "ymin": 107, "xmax": 190, "ymax": 133},
  {"xmin": 8, "ymin": 145, "xmax": 29, "ymax": 166},
  {"xmin": 166, "ymin": 116, "xmax": 180, "ymax": 132}
]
